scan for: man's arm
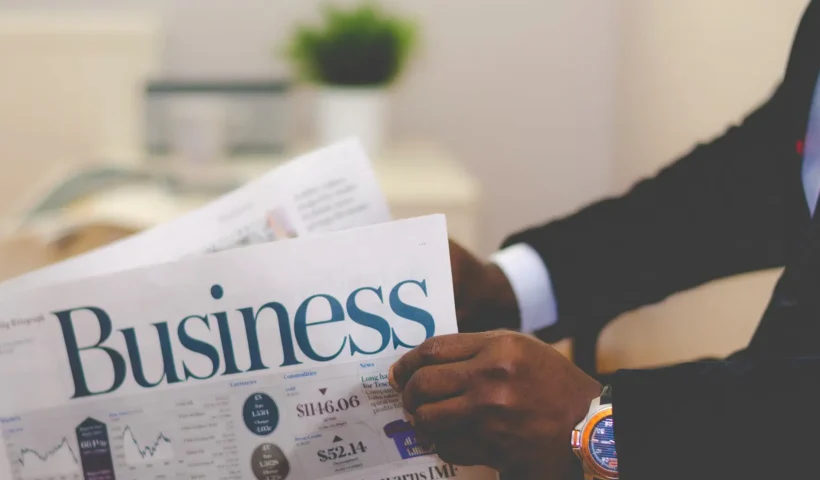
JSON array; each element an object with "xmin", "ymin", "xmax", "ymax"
[
  {"xmin": 498, "ymin": 81, "xmax": 807, "ymax": 339},
  {"xmin": 391, "ymin": 331, "xmax": 820, "ymax": 480},
  {"xmin": 611, "ymin": 357, "xmax": 820, "ymax": 480}
]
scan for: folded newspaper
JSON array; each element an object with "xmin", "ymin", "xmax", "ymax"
[
  {"xmin": 0, "ymin": 141, "xmax": 497, "ymax": 480},
  {"xmin": 0, "ymin": 140, "xmax": 392, "ymax": 294}
]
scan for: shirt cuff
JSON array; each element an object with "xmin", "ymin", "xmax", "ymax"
[{"xmin": 489, "ymin": 243, "xmax": 559, "ymax": 334}]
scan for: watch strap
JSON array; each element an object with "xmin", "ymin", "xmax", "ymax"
[{"xmin": 599, "ymin": 384, "xmax": 612, "ymax": 405}]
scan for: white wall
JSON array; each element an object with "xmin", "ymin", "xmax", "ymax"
[{"xmin": 0, "ymin": 0, "xmax": 618, "ymax": 256}]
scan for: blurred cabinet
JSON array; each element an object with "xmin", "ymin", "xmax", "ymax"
[
  {"xmin": 371, "ymin": 145, "xmax": 481, "ymax": 253},
  {"xmin": 0, "ymin": 143, "xmax": 481, "ymax": 281}
]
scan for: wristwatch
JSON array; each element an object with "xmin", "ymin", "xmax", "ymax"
[{"xmin": 571, "ymin": 385, "xmax": 618, "ymax": 480}]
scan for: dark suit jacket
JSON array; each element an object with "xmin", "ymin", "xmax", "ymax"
[{"xmin": 503, "ymin": 2, "xmax": 820, "ymax": 478}]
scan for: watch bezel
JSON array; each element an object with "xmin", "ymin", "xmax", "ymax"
[{"xmin": 579, "ymin": 405, "xmax": 618, "ymax": 480}]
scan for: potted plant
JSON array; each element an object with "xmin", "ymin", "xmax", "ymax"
[{"xmin": 284, "ymin": 3, "xmax": 418, "ymax": 155}]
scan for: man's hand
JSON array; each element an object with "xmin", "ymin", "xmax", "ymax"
[
  {"xmin": 449, "ymin": 240, "xmax": 519, "ymax": 332},
  {"xmin": 389, "ymin": 331, "xmax": 602, "ymax": 479}
]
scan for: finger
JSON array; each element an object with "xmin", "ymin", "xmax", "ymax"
[
  {"xmin": 390, "ymin": 333, "xmax": 487, "ymax": 391},
  {"xmin": 412, "ymin": 395, "xmax": 474, "ymax": 436},
  {"xmin": 415, "ymin": 413, "xmax": 497, "ymax": 469},
  {"xmin": 401, "ymin": 362, "xmax": 472, "ymax": 414},
  {"xmin": 435, "ymin": 433, "xmax": 486, "ymax": 468}
]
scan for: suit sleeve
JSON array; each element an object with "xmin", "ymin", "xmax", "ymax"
[
  {"xmin": 502, "ymin": 82, "xmax": 807, "ymax": 341},
  {"xmin": 610, "ymin": 358, "xmax": 820, "ymax": 480}
]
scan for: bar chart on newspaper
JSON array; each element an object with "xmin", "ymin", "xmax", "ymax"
[{"xmin": 2, "ymin": 357, "xmax": 494, "ymax": 480}]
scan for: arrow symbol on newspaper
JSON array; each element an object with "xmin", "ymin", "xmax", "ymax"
[
  {"xmin": 333, "ymin": 435, "xmax": 343, "ymax": 443},
  {"xmin": 319, "ymin": 388, "xmax": 327, "ymax": 395}
]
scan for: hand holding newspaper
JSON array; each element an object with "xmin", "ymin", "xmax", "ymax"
[{"xmin": 0, "ymin": 141, "xmax": 497, "ymax": 480}]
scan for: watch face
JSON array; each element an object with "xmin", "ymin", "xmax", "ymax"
[{"xmin": 588, "ymin": 414, "xmax": 618, "ymax": 473}]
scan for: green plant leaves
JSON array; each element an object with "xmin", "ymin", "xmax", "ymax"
[{"xmin": 284, "ymin": 3, "xmax": 418, "ymax": 87}]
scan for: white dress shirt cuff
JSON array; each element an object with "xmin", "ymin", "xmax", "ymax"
[{"xmin": 490, "ymin": 243, "xmax": 559, "ymax": 334}]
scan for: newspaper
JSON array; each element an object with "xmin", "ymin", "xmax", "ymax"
[
  {"xmin": 0, "ymin": 142, "xmax": 496, "ymax": 479},
  {"xmin": 0, "ymin": 139, "xmax": 392, "ymax": 294},
  {"xmin": 0, "ymin": 215, "xmax": 496, "ymax": 480}
]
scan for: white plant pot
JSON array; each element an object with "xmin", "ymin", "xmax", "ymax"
[{"xmin": 317, "ymin": 86, "xmax": 388, "ymax": 156}]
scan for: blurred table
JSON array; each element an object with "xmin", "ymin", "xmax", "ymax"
[{"xmin": 0, "ymin": 142, "xmax": 482, "ymax": 281}]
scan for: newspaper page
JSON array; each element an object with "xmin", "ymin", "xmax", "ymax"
[
  {"xmin": 0, "ymin": 139, "xmax": 391, "ymax": 294},
  {"xmin": 0, "ymin": 215, "xmax": 497, "ymax": 480}
]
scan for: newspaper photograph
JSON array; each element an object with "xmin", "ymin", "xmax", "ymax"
[
  {"xmin": 0, "ymin": 215, "xmax": 497, "ymax": 480},
  {"xmin": 0, "ymin": 139, "xmax": 391, "ymax": 294}
]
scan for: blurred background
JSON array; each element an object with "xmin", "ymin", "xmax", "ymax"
[{"xmin": 0, "ymin": 0, "xmax": 810, "ymax": 372}]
